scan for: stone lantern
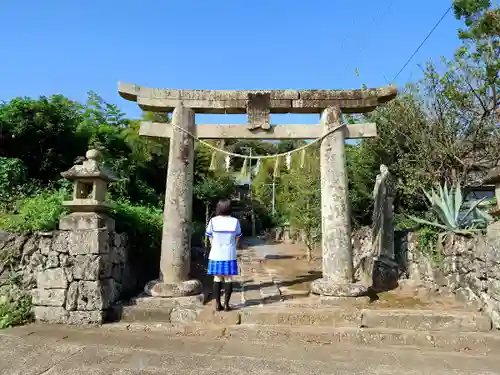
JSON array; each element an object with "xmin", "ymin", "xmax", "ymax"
[{"xmin": 59, "ymin": 149, "xmax": 118, "ymax": 230}]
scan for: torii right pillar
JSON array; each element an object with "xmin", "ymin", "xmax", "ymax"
[{"xmin": 311, "ymin": 106, "xmax": 366, "ymax": 297}]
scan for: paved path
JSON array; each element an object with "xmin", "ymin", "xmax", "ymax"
[
  {"xmin": 237, "ymin": 238, "xmax": 284, "ymax": 306},
  {"xmin": 2, "ymin": 324, "xmax": 500, "ymax": 374}
]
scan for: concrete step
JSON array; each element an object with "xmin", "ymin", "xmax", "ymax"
[
  {"xmin": 109, "ymin": 294, "xmax": 204, "ymax": 324},
  {"xmin": 113, "ymin": 300, "xmax": 492, "ymax": 333},
  {"xmin": 105, "ymin": 322, "xmax": 500, "ymax": 355},
  {"xmin": 360, "ymin": 309, "xmax": 492, "ymax": 332},
  {"xmin": 240, "ymin": 307, "xmax": 491, "ymax": 332},
  {"xmin": 240, "ymin": 308, "xmax": 361, "ymax": 327}
]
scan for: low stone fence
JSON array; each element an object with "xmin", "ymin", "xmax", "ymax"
[
  {"xmin": 405, "ymin": 224, "xmax": 500, "ymax": 329},
  {"xmin": 351, "ymin": 223, "xmax": 500, "ymax": 329},
  {"xmin": 0, "ymin": 225, "xmax": 132, "ymax": 325}
]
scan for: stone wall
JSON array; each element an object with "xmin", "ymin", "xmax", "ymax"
[
  {"xmin": 0, "ymin": 226, "xmax": 133, "ymax": 325},
  {"xmin": 352, "ymin": 223, "xmax": 500, "ymax": 329},
  {"xmin": 404, "ymin": 224, "xmax": 500, "ymax": 329}
]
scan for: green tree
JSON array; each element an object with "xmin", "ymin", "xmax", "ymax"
[
  {"xmin": 79, "ymin": 92, "xmax": 169, "ymax": 206},
  {"xmin": 276, "ymin": 150, "xmax": 321, "ymax": 261},
  {"xmin": 0, "ymin": 95, "xmax": 87, "ymax": 184}
]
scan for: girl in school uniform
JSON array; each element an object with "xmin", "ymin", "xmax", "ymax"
[{"xmin": 205, "ymin": 199, "xmax": 242, "ymax": 311}]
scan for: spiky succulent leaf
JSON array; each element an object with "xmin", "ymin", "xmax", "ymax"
[
  {"xmin": 458, "ymin": 197, "xmax": 487, "ymax": 226},
  {"xmin": 454, "ymin": 182, "xmax": 463, "ymax": 223},
  {"xmin": 475, "ymin": 207, "xmax": 495, "ymax": 223},
  {"xmin": 408, "ymin": 216, "xmax": 450, "ymax": 230}
]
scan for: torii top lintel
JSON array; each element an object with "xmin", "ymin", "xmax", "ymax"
[{"xmin": 118, "ymin": 82, "xmax": 398, "ymax": 115}]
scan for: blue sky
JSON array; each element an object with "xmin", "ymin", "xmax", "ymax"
[{"xmin": 1, "ymin": 1, "xmax": 461, "ymax": 124}]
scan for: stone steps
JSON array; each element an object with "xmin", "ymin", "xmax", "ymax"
[
  {"xmin": 112, "ymin": 296, "xmax": 493, "ymax": 333},
  {"xmin": 106, "ymin": 321, "xmax": 500, "ymax": 355}
]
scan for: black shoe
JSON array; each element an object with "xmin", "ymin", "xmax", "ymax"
[
  {"xmin": 213, "ymin": 281, "xmax": 223, "ymax": 311},
  {"xmin": 223, "ymin": 282, "xmax": 233, "ymax": 311}
]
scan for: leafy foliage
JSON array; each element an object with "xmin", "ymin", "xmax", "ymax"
[
  {"xmin": 0, "ymin": 293, "xmax": 32, "ymax": 329},
  {"xmin": 276, "ymin": 151, "xmax": 321, "ymax": 260},
  {"xmin": 0, "ymin": 190, "xmax": 67, "ymax": 233},
  {"xmin": 111, "ymin": 200, "xmax": 164, "ymax": 286}
]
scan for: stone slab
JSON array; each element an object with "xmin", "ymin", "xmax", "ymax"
[
  {"xmin": 67, "ymin": 311, "xmax": 104, "ymax": 325},
  {"xmin": 259, "ymin": 284, "xmax": 282, "ymax": 304},
  {"xmin": 361, "ymin": 309, "xmax": 492, "ymax": 332},
  {"xmin": 119, "ymin": 82, "xmax": 398, "ymax": 114},
  {"xmin": 240, "ymin": 308, "xmax": 360, "ymax": 327},
  {"xmin": 111, "ymin": 305, "xmax": 173, "ymax": 323},
  {"xmin": 128, "ymin": 294, "xmax": 204, "ymax": 307},
  {"xmin": 59, "ymin": 213, "xmax": 115, "ymax": 231},
  {"xmin": 144, "ymin": 279, "xmax": 203, "ymax": 298},
  {"xmin": 139, "ymin": 122, "xmax": 377, "ymax": 140},
  {"xmin": 170, "ymin": 308, "xmax": 202, "ymax": 323},
  {"xmin": 33, "ymin": 306, "xmax": 69, "ymax": 323},
  {"xmin": 311, "ymin": 279, "xmax": 367, "ymax": 297},
  {"xmin": 68, "ymin": 229, "xmax": 109, "ymax": 255},
  {"xmin": 36, "ymin": 268, "xmax": 68, "ymax": 289},
  {"xmin": 31, "ymin": 288, "xmax": 67, "ymax": 307}
]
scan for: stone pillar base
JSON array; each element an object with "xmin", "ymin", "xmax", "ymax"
[
  {"xmin": 311, "ymin": 279, "xmax": 367, "ymax": 297},
  {"xmin": 371, "ymin": 257, "xmax": 399, "ymax": 292},
  {"xmin": 144, "ymin": 279, "xmax": 203, "ymax": 298}
]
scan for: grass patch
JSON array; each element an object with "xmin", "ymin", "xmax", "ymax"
[
  {"xmin": 0, "ymin": 293, "xmax": 33, "ymax": 329},
  {"xmin": 0, "ymin": 190, "xmax": 67, "ymax": 233}
]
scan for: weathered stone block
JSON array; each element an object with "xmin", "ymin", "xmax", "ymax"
[
  {"xmin": 59, "ymin": 213, "xmax": 115, "ymax": 231},
  {"xmin": 39, "ymin": 237, "xmax": 52, "ymax": 255},
  {"xmin": 77, "ymin": 281, "xmax": 106, "ymax": 310},
  {"xmin": 29, "ymin": 253, "xmax": 45, "ymax": 269},
  {"xmin": 52, "ymin": 232, "xmax": 69, "ymax": 253},
  {"xmin": 64, "ymin": 267, "xmax": 74, "ymax": 283},
  {"xmin": 480, "ymin": 292, "xmax": 500, "ymax": 329},
  {"xmin": 464, "ymin": 273, "xmax": 486, "ymax": 294},
  {"xmin": 46, "ymin": 252, "xmax": 59, "ymax": 268},
  {"xmin": 102, "ymin": 278, "xmax": 119, "ymax": 306},
  {"xmin": 99, "ymin": 254, "xmax": 113, "ymax": 279},
  {"xmin": 59, "ymin": 254, "xmax": 72, "ymax": 267},
  {"xmin": 34, "ymin": 306, "xmax": 68, "ymax": 323},
  {"xmin": 37, "ymin": 268, "xmax": 68, "ymax": 289},
  {"xmin": 73, "ymin": 255, "xmax": 100, "ymax": 280},
  {"xmin": 170, "ymin": 308, "xmax": 201, "ymax": 323},
  {"xmin": 31, "ymin": 288, "xmax": 66, "ymax": 307},
  {"xmin": 68, "ymin": 311, "xmax": 104, "ymax": 325},
  {"xmin": 66, "ymin": 282, "xmax": 78, "ymax": 311},
  {"xmin": 22, "ymin": 236, "xmax": 38, "ymax": 259},
  {"xmin": 68, "ymin": 230, "xmax": 109, "ymax": 255},
  {"xmin": 488, "ymin": 279, "xmax": 500, "ymax": 301},
  {"xmin": 109, "ymin": 245, "xmax": 126, "ymax": 264}
]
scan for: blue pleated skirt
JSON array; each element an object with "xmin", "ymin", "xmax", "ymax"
[{"xmin": 207, "ymin": 260, "xmax": 239, "ymax": 275}]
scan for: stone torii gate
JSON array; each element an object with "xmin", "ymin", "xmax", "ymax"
[{"xmin": 118, "ymin": 83, "xmax": 397, "ymax": 298}]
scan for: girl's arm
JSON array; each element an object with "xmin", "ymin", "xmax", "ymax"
[
  {"xmin": 205, "ymin": 219, "xmax": 214, "ymax": 245},
  {"xmin": 235, "ymin": 219, "xmax": 242, "ymax": 244}
]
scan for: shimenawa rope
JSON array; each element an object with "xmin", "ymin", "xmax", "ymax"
[{"xmin": 168, "ymin": 121, "xmax": 347, "ymax": 160}]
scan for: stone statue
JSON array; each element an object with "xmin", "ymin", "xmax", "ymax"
[
  {"xmin": 370, "ymin": 165, "xmax": 399, "ymax": 291},
  {"xmin": 355, "ymin": 165, "xmax": 398, "ymax": 291},
  {"xmin": 372, "ymin": 164, "xmax": 395, "ymax": 260}
]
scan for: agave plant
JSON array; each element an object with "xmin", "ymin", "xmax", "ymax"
[{"xmin": 409, "ymin": 182, "xmax": 494, "ymax": 234}]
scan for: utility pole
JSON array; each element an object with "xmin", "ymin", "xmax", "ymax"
[
  {"xmin": 241, "ymin": 146, "xmax": 256, "ymax": 237},
  {"xmin": 263, "ymin": 177, "xmax": 277, "ymax": 216}
]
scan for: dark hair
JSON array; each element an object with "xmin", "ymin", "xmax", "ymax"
[{"xmin": 215, "ymin": 199, "xmax": 232, "ymax": 216}]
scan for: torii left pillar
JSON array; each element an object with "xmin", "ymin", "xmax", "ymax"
[{"xmin": 144, "ymin": 104, "xmax": 202, "ymax": 297}]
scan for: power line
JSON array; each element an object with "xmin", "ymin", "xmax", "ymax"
[{"xmin": 392, "ymin": 6, "xmax": 453, "ymax": 82}]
